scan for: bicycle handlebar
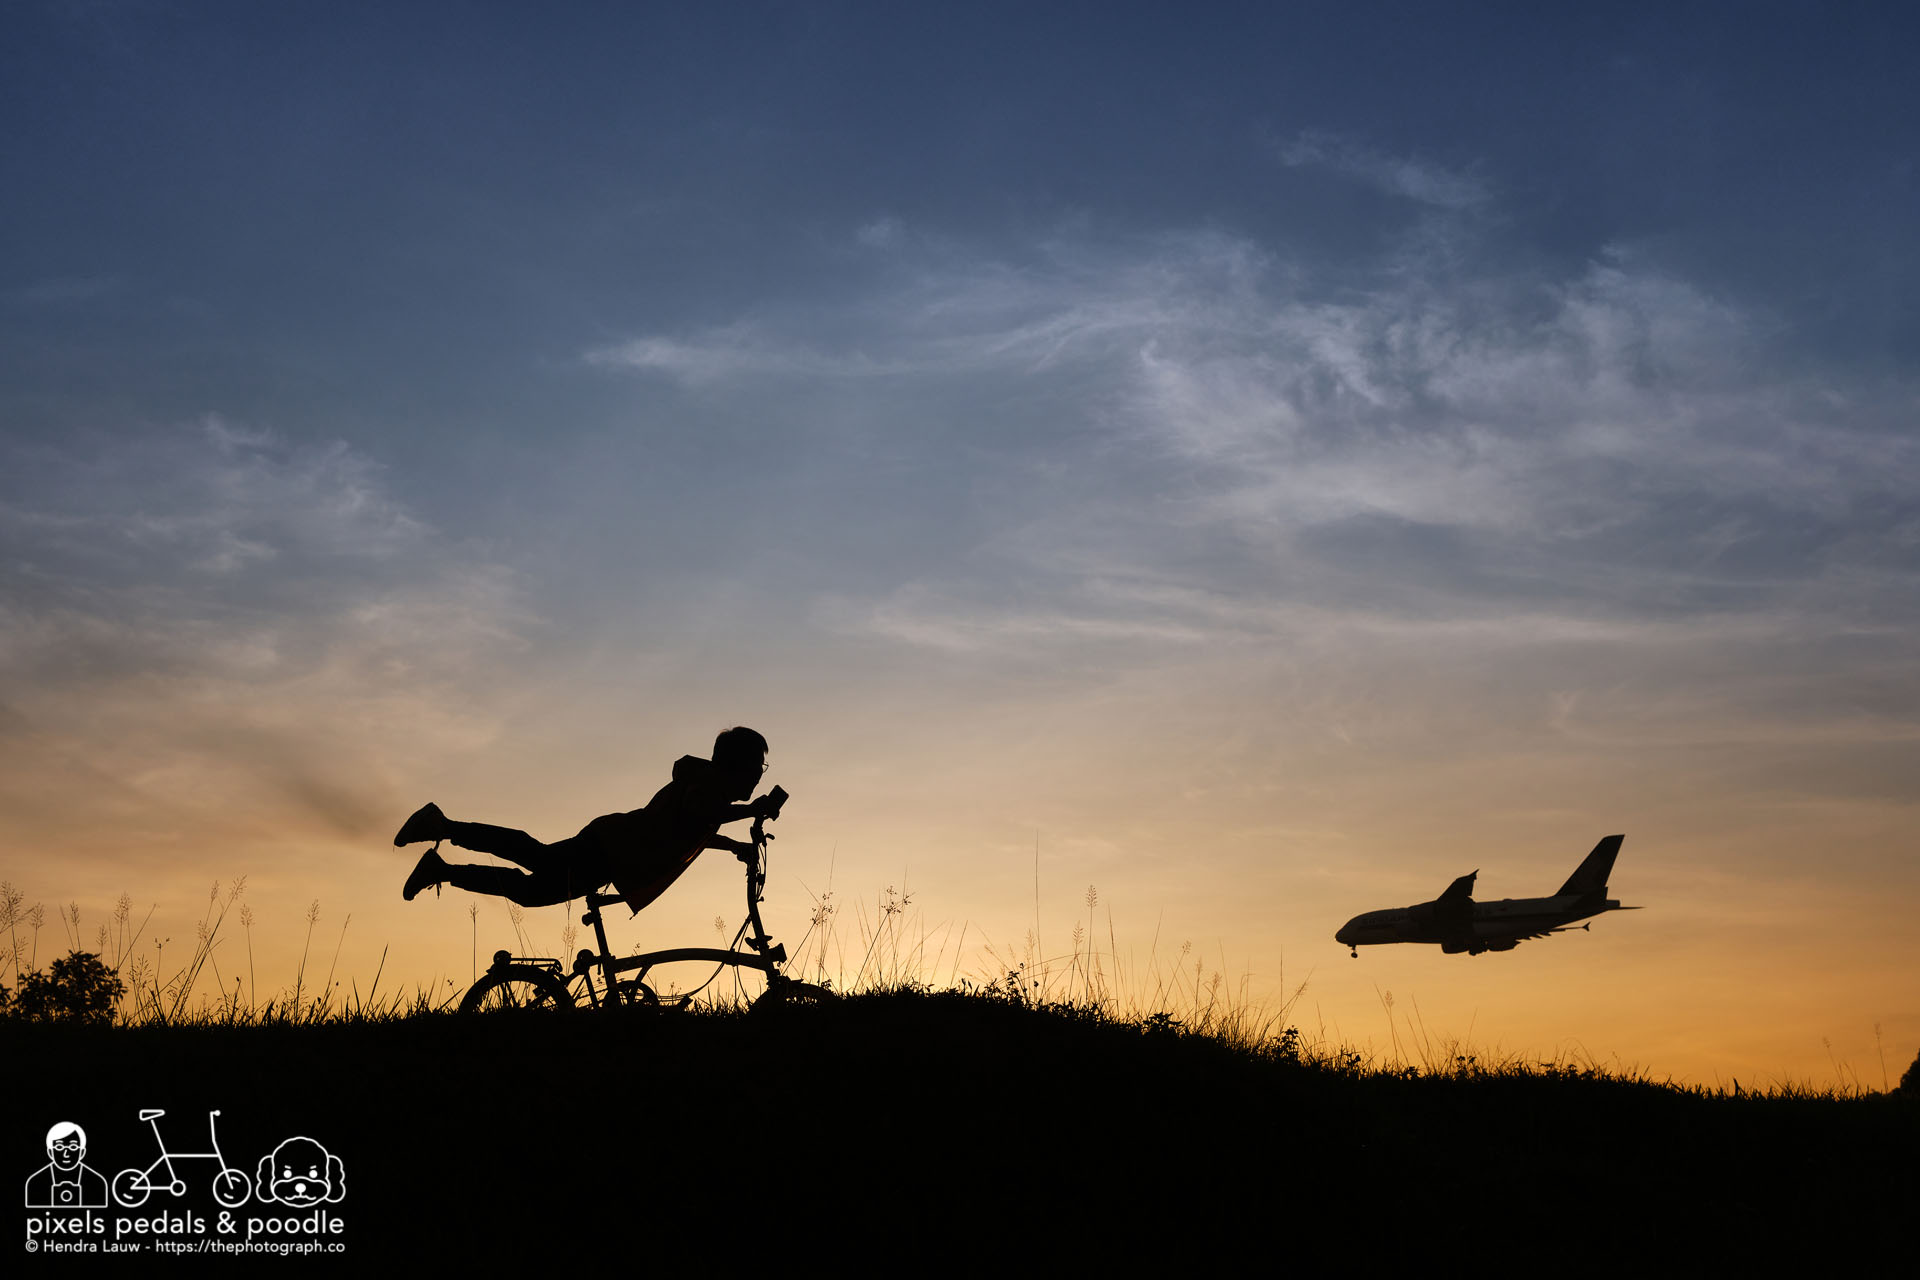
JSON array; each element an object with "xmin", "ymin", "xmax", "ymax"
[{"xmin": 748, "ymin": 784, "xmax": 789, "ymax": 848}]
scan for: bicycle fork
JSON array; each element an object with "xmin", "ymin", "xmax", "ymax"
[{"xmin": 576, "ymin": 900, "xmax": 620, "ymax": 1007}]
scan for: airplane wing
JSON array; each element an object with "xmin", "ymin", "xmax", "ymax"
[
  {"xmin": 1437, "ymin": 871, "xmax": 1477, "ymax": 905},
  {"xmin": 1516, "ymin": 924, "xmax": 1591, "ymax": 941},
  {"xmin": 1471, "ymin": 928, "xmax": 1561, "ymax": 954}
]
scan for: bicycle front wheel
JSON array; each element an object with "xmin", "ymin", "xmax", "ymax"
[
  {"xmin": 211, "ymin": 1168, "xmax": 251, "ymax": 1208},
  {"xmin": 460, "ymin": 965, "xmax": 574, "ymax": 1014},
  {"xmin": 610, "ymin": 981, "xmax": 660, "ymax": 1010}
]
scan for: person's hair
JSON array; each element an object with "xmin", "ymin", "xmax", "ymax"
[
  {"xmin": 713, "ymin": 726, "xmax": 768, "ymax": 768},
  {"xmin": 46, "ymin": 1121, "xmax": 85, "ymax": 1149}
]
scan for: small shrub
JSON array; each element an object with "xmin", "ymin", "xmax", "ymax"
[{"xmin": 14, "ymin": 951, "xmax": 126, "ymax": 1025}]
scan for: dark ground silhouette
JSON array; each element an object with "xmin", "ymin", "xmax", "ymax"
[{"xmin": 13, "ymin": 992, "xmax": 1915, "ymax": 1262}]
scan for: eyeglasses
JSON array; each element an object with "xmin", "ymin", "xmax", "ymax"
[{"xmin": 49, "ymin": 1140, "xmax": 83, "ymax": 1153}]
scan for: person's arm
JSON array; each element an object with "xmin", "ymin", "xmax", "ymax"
[
  {"xmin": 704, "ymin": 835, "xmax": 756, "ymax": 860},
  {"xmin": 713, "ymin": 793, "xmax": 781, "ymax": 825}
]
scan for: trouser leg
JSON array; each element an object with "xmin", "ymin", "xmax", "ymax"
[
  {"xmin": 445, "ymin": 821, "xmax": 562, "ymax": 875},
  {"xmin": 441, "ymin": 863, "xmax": 573, "ymax": 909},
  {"xmin": 438, "ymin": 830, "xmax": 605, "ymax": 908}
]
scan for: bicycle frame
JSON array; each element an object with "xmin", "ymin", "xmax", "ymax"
[
  {"xmin": 112, "ymin": 1109, "xmax": 250, "ymax": 1208},
  {"xmin": 573, "ymin": 805, "xmax": 789, "ymax": 1006},
  {"xmin": 465, "ymin": 790, "xmax": 821, "ymax": 1012}
]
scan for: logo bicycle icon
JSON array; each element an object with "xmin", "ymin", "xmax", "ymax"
[{"xmin": 109, "ymin": 1109, "xmax": 251, "ymax": 1209}]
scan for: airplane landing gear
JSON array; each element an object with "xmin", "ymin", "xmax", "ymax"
[{"xmin": 1349, "ymin": 947, "xmax": 1358, "ymax": 959}]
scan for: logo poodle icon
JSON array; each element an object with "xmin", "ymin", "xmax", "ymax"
[{"xmin": 255, "ymin": 1137, "xmax": 346, "ymax": 1207}]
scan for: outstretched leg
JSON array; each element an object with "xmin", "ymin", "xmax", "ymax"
[
  {"xmin": 400, "ymin": 832, "xmax": 607, "ymax": 907},
  {"xmin": 441, "ymin": 862, "xmax": 573, "ymax": 908},
  {"xmin": 443, "ymin": 821, "xmax": 564, "ymax": 875},
  {"xmin": 394, "ymin": 803, "xmax": 564, "ymax": 875},
  {"xmin": 402, "ymin": 847, "xmax": 579, "ymax": 907}
]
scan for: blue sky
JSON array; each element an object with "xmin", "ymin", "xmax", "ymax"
[{"xmin": 3, "ymin": 1, "xmax": 1917, "ymax": 1081}]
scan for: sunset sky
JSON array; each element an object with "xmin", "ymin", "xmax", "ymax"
[{"xmin": 4, "ymin": 2, "xmax": 1916, "ymax": 1087}]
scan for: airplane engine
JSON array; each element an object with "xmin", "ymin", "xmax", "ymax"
[{"xmin": 1444, "ymin": 937, "xmax": 1518, "ymax": 955}]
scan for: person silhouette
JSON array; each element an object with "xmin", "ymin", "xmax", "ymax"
[
  {"xmin": 396, "ymin": 726, "xmax": 776, "ymax": 915},
  {"xmin": 25, "ymin": 1122, "xmax": 109, "ymax": 1208}
]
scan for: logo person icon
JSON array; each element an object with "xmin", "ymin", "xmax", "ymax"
[{"xmin": 25, "ymin": 1122, "xmax": 110, "ymax": 1209}]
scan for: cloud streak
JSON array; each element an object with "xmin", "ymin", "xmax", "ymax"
[
  {"xmin": 0, "ymin": 422, "xmax": 529, "ymax": 854},
  {"xmin": 582, "ymin": 208, "xmax": 1920, "ymax": 795},
  {"xmin": 1273, "ymin": 129, "xmax": 1491, "ymax": 209},
  {"xmin": 592, "ymin": 223, "xmax": 1917, "ymax": 604}
]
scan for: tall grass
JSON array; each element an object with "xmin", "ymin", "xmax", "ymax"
[
  {"xmin": 0, "ymin": 881, "xmax": 467, "ymax": 1027},
  {"xmin": 1, "ymin": 877, "xmax": 1901, "ymax": 1101}
]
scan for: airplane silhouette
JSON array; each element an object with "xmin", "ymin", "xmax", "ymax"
[{"xmin": 1335, "ymin": 835, "xmax": 1640, "ymax": 957}]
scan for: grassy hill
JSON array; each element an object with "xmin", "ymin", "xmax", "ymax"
[{"xmin": 13, "ymin": 989, "xmax": 1914, "ymax": 1261}]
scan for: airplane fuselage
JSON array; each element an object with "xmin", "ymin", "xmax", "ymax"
[
  {"xmin": 1335, "ymin": 894, "xmax": 1624, "ymax": 955},
  {"xmin": 1335, "ymin": 835, "xmax": 1636, "ymax": 956}
]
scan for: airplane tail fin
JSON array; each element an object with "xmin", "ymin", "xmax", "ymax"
[{"xmin": 1557, "ymin": 835, "xmax": 1624, "ymax": 898}]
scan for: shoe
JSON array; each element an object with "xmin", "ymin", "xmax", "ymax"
[
  {"xmin": 393, "ymin": 802, "xmax": 448, "ymax": 847},
  {"xmin": 402, "ymin": 847, "xmax": 449, "ymax": 902}
]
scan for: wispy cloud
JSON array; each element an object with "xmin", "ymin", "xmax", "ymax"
[
  {"xmin": 4, "ymin": 275, "xmax": 122, "ymax": 307},
  {"xmin": 591, "ymin": 221, "xmax": 1915, "ymax": 598},
  {"xmin": 1274, "ymin": 128, "xmax": 1497, "ymax": 209},
  {"xmin": 819, "ymin": 583, "xmax": 1213, "ymax": 655},
  {"xmin": 583, "ymin": 232, "xmax": 1264, "ymax": 384},
  {"xmin": 0, "ymin": 422, "xmax": 528, "ymax": 854},
  {"xmin": 586, "ymin": 333, "xmax": 842, "ymax": 385},
  {"xmin": 856, "ymin": 215, "xmax": 906, "ymax": 249},
  {"xmin": 1272, "ymin": 129, "xmax": 1491, "ymax": 208},
  {"xmin": 579, "ymin": 197, "xmax": 1920, "ymax": 786}
]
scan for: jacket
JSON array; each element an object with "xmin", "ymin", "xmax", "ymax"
[{"xmin": 587, "ymin": 755, "xmax": 743, "ymax": 914}]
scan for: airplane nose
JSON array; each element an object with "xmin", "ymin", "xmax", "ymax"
[{"xmin": 1334, "ymin": 924, "xmax": 1353, "ymax": 945}]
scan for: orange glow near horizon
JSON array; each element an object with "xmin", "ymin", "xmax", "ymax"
[{"xmin": 8, "ymin": 684, "xmax": 1914, "ymax": 1091}]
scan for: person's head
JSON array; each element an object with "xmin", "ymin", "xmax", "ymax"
[
  {"xmin": 712, "ymin": 726, "xmax": 768, "ymax": 801},
  {"xmin": 46, "ymin": 1122, "xmax": 85, "ymax": 1169}
]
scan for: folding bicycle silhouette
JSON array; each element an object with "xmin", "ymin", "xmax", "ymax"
[{"xmin": 458, "ymin": 787, "xmax": 832, "ymax": 1013}]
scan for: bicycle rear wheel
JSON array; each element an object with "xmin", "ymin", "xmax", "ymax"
[
  {"xmin": 460, "ymin": 965, "xmax": 574, "ymax": 1014},
  {"xmin": 111, "ymin": 1168, "xmax": 152, "ymax": 1208}
]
